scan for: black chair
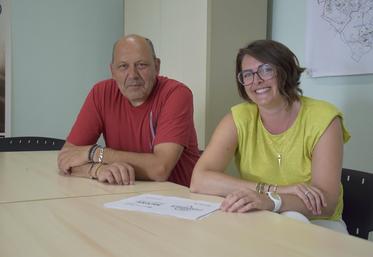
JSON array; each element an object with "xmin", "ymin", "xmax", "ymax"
[
  {"xmin": 0, "ymin": 136, "xmax": 65, "ymax": 151},
  {"xmin": 341, "ymin": 168, "xmax": 373, "ymax": 239}
]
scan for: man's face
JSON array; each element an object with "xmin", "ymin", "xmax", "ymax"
[{"xmin": 110, "ymin": 37, "xmax": 160, "ymax": 106}]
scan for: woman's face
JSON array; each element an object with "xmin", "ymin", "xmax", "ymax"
[{"xmin": 241, "ymin": 55, "xmax": 284, "ymax": 109}]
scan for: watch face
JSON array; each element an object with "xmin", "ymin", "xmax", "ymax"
[{"xmin": 267, "ymin": 192, "xmax": 279, "ymax": 200}]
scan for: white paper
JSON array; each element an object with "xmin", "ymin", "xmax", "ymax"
[{"xmin": 104, "ymin": 194, "xmax": 221, "ymax": 220}]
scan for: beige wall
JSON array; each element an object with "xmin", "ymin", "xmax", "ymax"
[
  {"xmin": 206, "ymin": 0, "xmax": 268, "ymax": 143},
  {"xmin": 125, "ymin": 0, "xmax": 208, "ymax": 147},
  {"xmin": 124, "ymin": 0, "xmax": 267, "ymax": 151}
]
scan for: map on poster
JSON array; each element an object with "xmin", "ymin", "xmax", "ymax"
[{"xmin": 305, "ymin": 0, "xmax": 373, "ymax": 77}]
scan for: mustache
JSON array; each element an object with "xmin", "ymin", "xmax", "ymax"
[{"xmin": 125, "ymin": 79, "xmax": 144, "ymax": 86}]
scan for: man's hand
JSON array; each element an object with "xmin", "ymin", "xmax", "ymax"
[
  {"xmin": 58, "ymin": 144, "xmax": 91, "ymax": 174},
  {"xmin": 96, "ymin": 162, "xmax": 135, "ymax": 185}
]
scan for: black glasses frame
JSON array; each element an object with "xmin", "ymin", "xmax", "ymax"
[{"xmin": 237, "ymin": 63, "xmax": 274, "ymax": 86}]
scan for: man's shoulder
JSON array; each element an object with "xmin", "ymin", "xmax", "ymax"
[
  {"xmin": 92, "ymin": 78, "xmax": 117, "ymax": 91},
  {"xmin": 89, "ymin": 79, "xmax": 121, "ymax": 99},
  {"xmin": 157, "ymin": 76, "xmax": 192, "ymax": 94},
  {"xmin": 152, "ymin": 76, "xmax": 193, "ymax": 104}
]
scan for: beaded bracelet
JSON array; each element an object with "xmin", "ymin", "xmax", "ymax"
[{"xmin": 88, "ymin": 144, "xmax": 98, "ymax": 162}]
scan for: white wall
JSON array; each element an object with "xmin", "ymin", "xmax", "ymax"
[
  {"xmin": 11, "ymin": 0, "xmax": 123, "ymax": 138},
  {"xmin": 271, "ymin": 0, "xmax": 373, "ymax": 173}
]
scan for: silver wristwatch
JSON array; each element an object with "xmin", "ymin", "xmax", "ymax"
[{"xmin": 266, "ymin": 192, "xmax": 282, "ymax": 212}]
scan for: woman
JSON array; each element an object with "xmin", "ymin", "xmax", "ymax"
[{"xmin": 190, "ymin": 40, "xmax": 350, "ymax": 233}]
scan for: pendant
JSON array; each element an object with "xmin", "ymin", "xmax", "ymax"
[{"xmin": 277, "ymin": 153, "xmax": 282, "ymax": 166}]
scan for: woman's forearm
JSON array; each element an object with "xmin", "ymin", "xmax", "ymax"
[{"xmin": 190, "ymin": 169, "xmax": 256, "ymax": 197}]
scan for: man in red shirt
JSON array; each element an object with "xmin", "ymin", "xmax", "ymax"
[{"xmin": 58, "ymin": 34, "xmax": 200, "ymax": 187}]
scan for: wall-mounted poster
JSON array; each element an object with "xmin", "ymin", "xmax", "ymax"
[
  {"xmin": 305, "ymin": 0, "xmax": 373, "ymax": 77},
  {"xmin": 0, "ymin": 0, "xmax": 10, "ymax": 137}
]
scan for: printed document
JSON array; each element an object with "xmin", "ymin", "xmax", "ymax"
[{"xmin": 104, "ymin": 194, "xmax": 221, "ymax": 220}]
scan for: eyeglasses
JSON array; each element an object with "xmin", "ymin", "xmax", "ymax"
[{"xmin": 237, "ymin": 63, "xmax": 274, "ymax": 86}]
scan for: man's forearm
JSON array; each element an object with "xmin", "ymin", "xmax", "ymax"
[
  {"xmin": 69, "ymin": 163, "xmax": 92, "ymax": 178},
  {"xmin": 101, "ymin": 148, "xmax": 168, "ymax": 181}
]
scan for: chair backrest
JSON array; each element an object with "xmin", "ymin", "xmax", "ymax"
[
  {"xmin": 0, "ymin": 136, "xmax": 65, "ymax": 151},
  {"xmin": 341, "ymin": 168, "xmax": 373, "ymax": 239}
]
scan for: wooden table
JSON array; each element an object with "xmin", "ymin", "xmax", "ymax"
[
  {"xmin": 0, "ymin": 151, "xmax": 183, "ymax": 203},
  {"xmin": 1, "ymin": 151, "xmax": 373, "ymax": 257},
  {"xmin": 1, "ymin": 189, "xmax": 373, "ymax": 257}
]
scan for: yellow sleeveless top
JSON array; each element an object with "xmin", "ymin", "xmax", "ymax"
[{"xmin": 231, "ymin": 96, "xmax": 350, "ymax": 220}]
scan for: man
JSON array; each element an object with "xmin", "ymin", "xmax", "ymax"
[{"xmin": 58, "ymin": 34, "xmax": 200, "ymax": 187}]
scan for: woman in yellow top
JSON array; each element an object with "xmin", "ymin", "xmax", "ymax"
[{"xmin": 190, "ymin": 39, "xmax": 350, "ymax": 233}]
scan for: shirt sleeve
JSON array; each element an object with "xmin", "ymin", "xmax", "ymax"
[
  {"xmin": 66, "ymin": 86, "xmax": 103, "ymax": 145},
  {"xmin": 307, "ymin": 100, "xmax": 350, "ymax": 153},
  {"xmin": 153, "ymin": 85, "xmax": 194, "ymax": 147}
]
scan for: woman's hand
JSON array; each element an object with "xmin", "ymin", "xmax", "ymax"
[
  {"xmin": 220, "ymin": 189, "xmax": 273, "ymax": 213},
  {"xmin": 96, "ymin": 162, "xmax": 135, "ymax": 185},
  {"xmin": 278, "ymin": 184, "xmax": 327, "ymax": 215}
]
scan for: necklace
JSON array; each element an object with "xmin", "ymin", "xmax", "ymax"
[
  {"xmin": 260, "ymin": 102, "xmax": 299, "ymax": 167},
  {"xmin": 276, "ymin": 153, "xmax": 282, "ymax": 167},
  {"xmin": 266, "ymin": 135, "xmax": 285, "ymax": 167}
]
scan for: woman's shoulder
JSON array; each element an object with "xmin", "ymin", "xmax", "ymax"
[
  {"xmin": 301, "ymin": 96, "xmax": 350, "ymax": 143},
  {"xmin": 300, "ymin": 96, "xmax": 347, "ymax": 135},
  {"xmin": 302, "ymin": 96, "xmax": 338, "ymax": 111},
  {"xmin": 231, "ymin": 102, "xmax": 258, "ymax": 125},
  {"xmin": 301, "ymin": 96, "xmax": 341, "ymax": 117},
  {"xmin": 231, "ymin": 102, "xmax": 257, "ymax": 114}
]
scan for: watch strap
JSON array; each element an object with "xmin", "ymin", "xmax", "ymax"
[{"xmin": 266, "ymin": 192, "xmax": 282, "ymax": 212}]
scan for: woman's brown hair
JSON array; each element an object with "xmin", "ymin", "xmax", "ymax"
[{"xmin": 236, "ymin": 39, "xmax": 305, "ymax": 105}]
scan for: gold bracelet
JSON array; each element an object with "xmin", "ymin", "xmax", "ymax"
[
  {"xmin": 267, "ymin": 184, "xmax": 272, "ymax": 192},
  {"xmin": 273, "ymin": 184, "xmax": 278, "ymax": 193},
  {"xmin": 260, "ymin": 183, "xmax": 266, "ymax": 194},
  {"xmin": 93, "ymin": 164, "xmax": 103, "ymax": 179},
  {"xmin": 256, "ymin": 182, "xmax": 261, "ymax": 193},
  {"xmin": 88, "ymin": 163, "xmax": 95, "ymax": 179}
]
